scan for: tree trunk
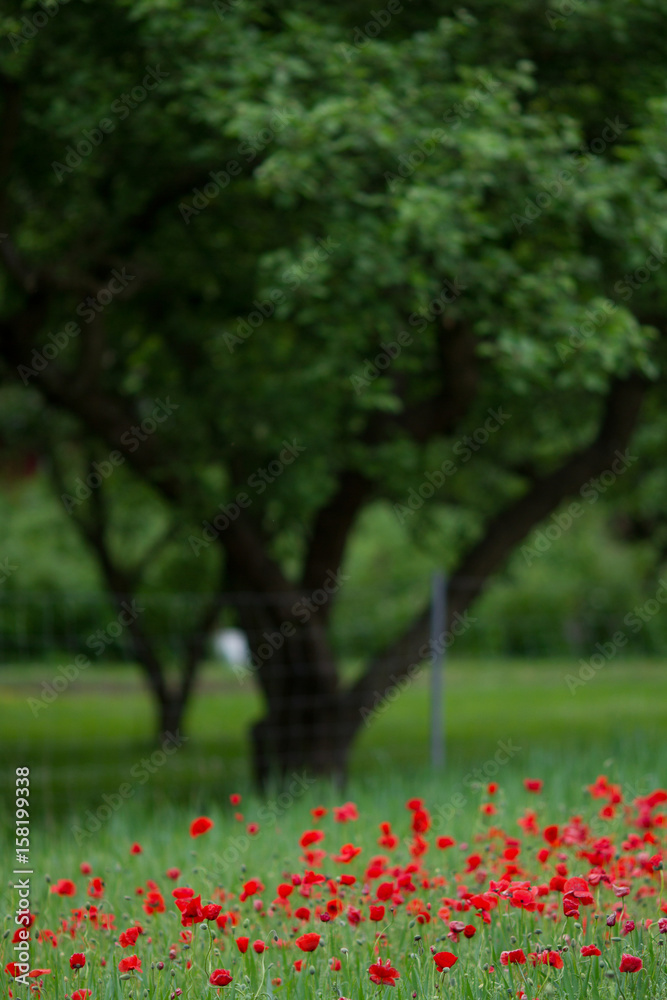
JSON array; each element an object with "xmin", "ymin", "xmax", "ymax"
[
  {"xmin": 236, "ymin": 599, "xmax": 350, "ymax": 788},
  {"xmin": 156, "ymin": 689, "xmax": 187, "ymax": 745}
]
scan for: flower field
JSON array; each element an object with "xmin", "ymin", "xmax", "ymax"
[{"xmin": 3, "ymin": 771, "xmax": 667, "ymax": 1000}]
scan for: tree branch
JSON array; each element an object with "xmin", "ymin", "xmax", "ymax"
[{"xmin": 341, "ymin": 372, "xmax": 648, "ymax": 727}]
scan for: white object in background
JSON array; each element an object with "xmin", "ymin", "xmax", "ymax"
[{"xmin": 213, "ymin": 628, "xmax": 250, "ymax": 668}]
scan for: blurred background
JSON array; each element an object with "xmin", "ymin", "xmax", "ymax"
[{"xmin": 2, "ymin": 0, "xmax": 667, "ymax": 825}]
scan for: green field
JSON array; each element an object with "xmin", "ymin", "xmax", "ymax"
[{"xmin": 1, "ymin": 656, "xmax": 665, "ymax": 826}]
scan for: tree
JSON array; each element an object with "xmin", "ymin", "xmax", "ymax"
[{"xmin": 1, "ymin": 0, "xmax": 666, "ymax": 784}]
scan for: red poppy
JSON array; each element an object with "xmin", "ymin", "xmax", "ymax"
[
  {"xmin": 166, "ymin": 868, "xmax": 181, "ymax": 880},
  {"xmin": 235, "ymin": 937, "xmax": 249, "ymax": 953},
  {"xmin": 369, "ymin": 905, "xmax": 385, "ymax": 921},
  {"xmin": 72, "ymin": 991, "xmax": 92, "ymax": 1000},
  {"xmin": 376, "ymin": 882, "xmax": 394, "ymax": 900},
  {"xmin": 295, "ymin": 933, "xmax": 321, "ymax": 952},
  {"xmin": 523, "ymin": 779, "xmax": 543, "ymax": 793},
  {"xmin": 619, "ymin": 954, "xmax": 643, "ymax": 973},
  {"xmin": 437, "ymin": 836, "xmax": 456, "ymax": 849},
  {"xmin": 240, "ymin": 879, "xmax": 264, "ymax": 901},
  {"xmin": 69, "ymin": 954, "xmax": 86, "ymax": 971},
  {"xmin": 119, "ymin": 927, "xmax": 141, "ymax": 948},
  {"xmin": 50, "ymin": 879, "xmax": 76, "ymax": 896},
  {"xmin": 80, "ymin": 863, "xmax": 92, "ymax": 875},
  {"xmin": 333, "ymin": 843, "xmax": 362, "ymax": 863},
  {"xmin": 500, "ymin": 950, "xmax": 526, "ymax": 965},
  {"xmin": 333, "ymin": 802, "xmax": 359, "ymax": 822},
  {"xmin": 189, "ymin": 816, "xmax": 213, "ymax": 837},
  {"xmin": 293, "ymin": 960, "xmax": 304, "ymax": 971},
  {"xmin": 229, "ymin": 793, "xmax": 241, "ymax": 805},
  {"xmin": 209, "ymin": 969, "xmax": 233, "ymax": 986},
  {"xmin": 581, "ymin": 945, "xmax": 602, "ymax": 957},
  {"xmin": 118, "ymin": 955, "xmax": 142, "ymax": 974},
  {"xmin": 311, "ymin": 806, "xmax": 327, "ymax": 818},
  {"xmin": 368, "ymin": 958, "xmax": 400, "ymax": 986},
  {"xmin": 87, "ymin": 878, "xmax": 104, "ymax": 899},
  {"xmin": 294, "ymin": 907, "xmax": 311, "ymax": 920},
  {"xmin": 434, "ymin": 952, "xmax": 458, "ymax": 971},
  {"xmin": 300, "ymin": 829, "xmax": 325, "ymax": 848},
  {"xmin": 252, "ymin": 940, "xmax": 266, "ymax": 954},
  {"xmin": 130, "ymin": 843, "xmax": 142, "ymax": 854}
]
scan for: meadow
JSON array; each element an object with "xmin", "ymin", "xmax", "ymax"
[{"xmin": 1, "ymin": 656, "xmax": 666, "ymax": 998}]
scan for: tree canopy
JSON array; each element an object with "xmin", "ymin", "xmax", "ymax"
[{"xmin": 1, "ymin": 0, "xmax": 666, "ymax": 780}]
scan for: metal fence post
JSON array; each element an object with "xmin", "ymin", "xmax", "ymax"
[{"xmin": 429, "ymin": 571, "xmax": 447, "ymax": 770}]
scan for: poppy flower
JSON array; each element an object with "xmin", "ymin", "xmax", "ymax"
[
  {"xmin": 118, "ymin": 955, "xmax": 142, "ymax": 974},
  {"xmin": 369, "ymin": 905, "xmax": 385, "ymax": 921},
  {"xmin": 130, "ymin": 843, "xmax": 142, "ymax": 854},
  {"xmin": 434, "ymin": 952, "xmax": 458, "ymax": 971},
  {"xmin": 619, "ymin": 954, "xmax": 643, "ymax": 973},
  {"xmin": 235, "ymin": 937, "xmax": 249, "ymax": 953},
  {"xmin": 50, "ymin": 879, "xmax": 76, "ymax": 896},
  {"xmin": 523, "ymin": 779, "xmax": 543, "ymax": 793},
  {"xmin": 80, "ymin": 863, "xmax": 92, "ymax": 875},
  {"xmin": 69, "ymin": 954, "xmax": 86, "ymax": 971},
  {"xmin": 72, "ymin": 991, "xmax": 92, "ymax": 1000},
  {"xmin": 209, "ymin": 969, "xmax": 233, "ymax": 986},
  {"xmin": 295, "ymin": 933, "xmax": 321, "ymax": 952},
  {"xmin": 333, "ymin": 802, "xmax": 359, "ymax": 822},
  {"xmin": 333, "ymin": 843, "xmax": 362, "ymax": 863},
  {"xmin": 500, "ymin": 950, "xmax": 526, "ymax": 965},
  {"xmin": 166, "ymin": 868, "xmax": 181, "ymax": 880},
  {"xmin": 300, "ymin": 829, "xmax": 325, "ymax": 848},
  {"xmin": 190, "ymin": 816, "xmax": 213, "ymax": 837},
  {"xmin": 437, "ymin": 836, "xmax": 455, "ymax": 849},
  {"xmin": 581, "ymin": 945, "xmax": 601, "ymax": 957},
  {"xmin": 293, "ymin": 959, "xmax": 304, "ymax": 971},
  {"xmin": 119, "ymin": 927, "xmax": 140, "ymax": 948},
  {"xmin": 252, "ymin": 940, "xmax": 266, "ymax": 954},
  {"xmin": 294, "ymin": 907, "xmax": 311, "ymax": 920},
  {"xmin": 368, "ymin": 958, "xmax": 400, "ymax": 986}
]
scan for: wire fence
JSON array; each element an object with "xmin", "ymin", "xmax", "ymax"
[{"xmin": 1, "ymin": 579, "xmax": 667, "ymax": 667}]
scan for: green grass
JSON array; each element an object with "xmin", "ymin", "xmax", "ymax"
[{"xmin": 2, "ymin": 738, "xmax": 666, "ymax": 999}]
